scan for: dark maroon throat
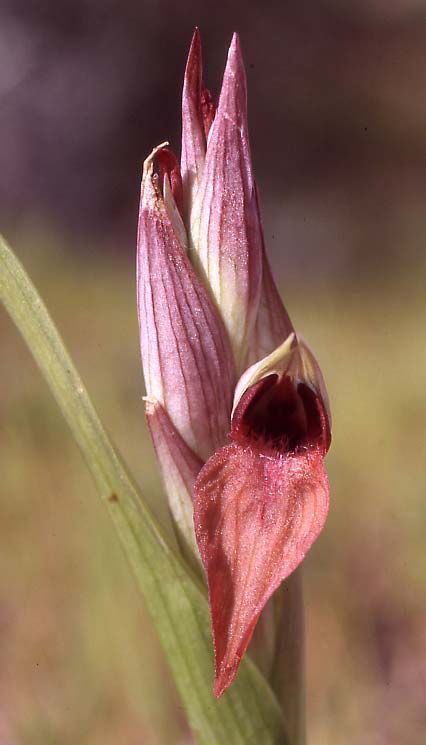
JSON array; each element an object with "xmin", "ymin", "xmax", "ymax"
[{"xmin": 231, "ymin": 374, "xmax": 329, "ymax": 456}]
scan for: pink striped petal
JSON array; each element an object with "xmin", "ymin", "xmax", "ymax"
[
  {"xmin": 137, "ymin": 146, "xmax": 235, "ymax": 462},
  {"xmin": 181, "ymin": 29, "xmax": 209, "ymax": 220},
  {"xmin": 188, "ymin": 33, "xmax": 263, "ymax": 370}
]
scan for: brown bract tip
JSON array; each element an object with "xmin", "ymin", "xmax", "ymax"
[
  {"xmin": 141, "ymin": 142, "xmax": 184, "ymax": 218},
  {"xmin": 156, "ymin": 147, "xmax": 184, "ymax": 217}
]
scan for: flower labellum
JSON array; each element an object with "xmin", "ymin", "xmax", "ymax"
[
  {"xmin": 194, "ymin": 334, "xmax": 330, "ymax": 696},
  {"xmin": 137, "ymin": 29, "xmax": 331, "ymax": 699}
]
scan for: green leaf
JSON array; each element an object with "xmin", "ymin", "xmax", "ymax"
[{"xmin": 0, "ymin": 236, "xmax": 288, "ymax": 745}]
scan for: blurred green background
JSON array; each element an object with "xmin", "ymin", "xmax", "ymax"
[{"xmin": 1, "ymin": 1, "xmax": 426, "ymax": 743}]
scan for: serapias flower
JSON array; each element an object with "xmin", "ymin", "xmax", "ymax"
[{"xmin": 137, "ymin": 29, "xmax": 331, "ymax": 698}]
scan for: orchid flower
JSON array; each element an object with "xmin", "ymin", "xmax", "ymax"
[{"xmin": 137, "ymin": 30, "xmax": 331, "ymax": 699}]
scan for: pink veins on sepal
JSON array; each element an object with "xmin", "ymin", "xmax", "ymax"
[
  {"xmin": 137, "ymin": 149, "xmax": 235, "ymax": 462},
  {"xmin": 193, "ymin": 374, "xmax": 330, "ymax": 698},
  {"xmin": 189, "ymin": 32, "xmax": 263, "ymax": 368},
  {"xmin": 181, "ymin": 28, "xmax": 215, "ymax": 218}
]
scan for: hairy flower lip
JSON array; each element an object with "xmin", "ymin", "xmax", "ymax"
[
  {"xmin": 232, "ymin": 332, "xmax": 331, "ymax": 436},
  {"xmin": 231, "ymin": 374, "xmax": 330, "ymax": 457}
]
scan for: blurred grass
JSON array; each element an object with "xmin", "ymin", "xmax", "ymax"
[{"xmin": 0, "ymin": 231, "xmax": 425, "ymax": 744}]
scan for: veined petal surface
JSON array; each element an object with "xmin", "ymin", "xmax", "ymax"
[
  {"xmin": 137, "ymin": 147, "xmax": 235, "ymax": 461},
  {"xmin": 194, "ymin": 438, "xmax": 329, "ymax": 698},
  {"xmin": 188, "ymin": 34, "xmax": 262, "ymax": 370},
  {"xmin": 181, "ymin": 29, "xmax": 207, "ymax": 220}
]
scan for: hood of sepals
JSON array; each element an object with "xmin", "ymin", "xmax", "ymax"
[{"xmin": 153, "ymin": 33, "xmax": 276, "ymax": 380}]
